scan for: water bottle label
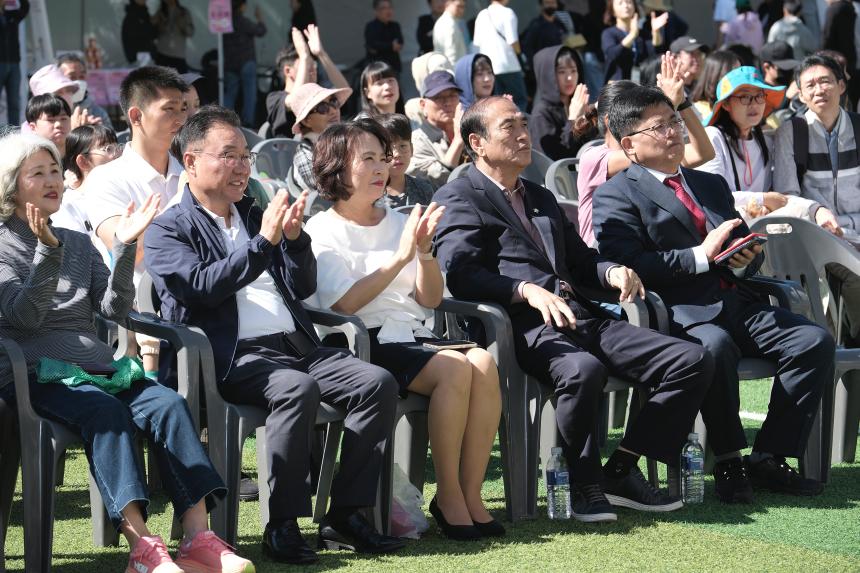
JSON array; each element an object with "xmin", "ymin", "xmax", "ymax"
[
  {"xmin": 682, "ymin": 453, "xmax": 703, "ymax": 472},
  {"xmin": 546, "ymin": 469, "xmax": 569, "ymax": 487}
]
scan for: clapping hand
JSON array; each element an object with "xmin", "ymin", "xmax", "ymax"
[
  {"xmin": 567, "ymin": 83, "xmax": 589, "ymax": 122},
  {"xmin": 292, "ymin": 27, "xmax": 310, "ymax": 60},
  {"xmin": 282, "ymin": 190, "xmax": 308, "ymax": 240},
  {"xmin": 415, "ymin": 202, "xmax": 445, "ymax": 255},
  {"xmin": 656, "ymin": 52, "xmax": 685, "ymax": 108},
  {"xmin": 651, "ymin": 11, "xmax": 669, "ymax": 32},
  {"xmin": 71, "ymin": 106, "xmax": 100, "ymax": 130},
  {"xmin": 26, "ymin": 203, "xmax": 59, "ymax": 248},
  {"xmin": 260, "ymin": 190, "xmax": 289, "ymax": 245},
  {"xmin": 114, "ymin": 194, "xmax": 161, "ymax": 245},
  {"xmin": 304, "ymin": 24, "xmax": 324, "ymax": 57}
]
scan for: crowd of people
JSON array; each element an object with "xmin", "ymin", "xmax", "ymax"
[{"xmin": 0, "ymin": 0, "xmax": 858, "ymax": 572}]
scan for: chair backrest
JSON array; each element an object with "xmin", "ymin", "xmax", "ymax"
[
  {"xmin": 137, "ymin": 271, "xmax": 159, "ymax": 315},
  {"xmin": 116, "ymin": 129, "xmax": 131, "ymax": 144},
  {"xmin": 750, "ymin": 216, "xmax": 860, "ymax": 330},
  {"xmin": 447, "ymin": 162, "xmax": 471, "ymax": 183},
  {"xmin": 241, "ymin": 127, "xmax": 264, "ymax": 149},
  {"xmin": 522, "ymin": 149, "xmax": 553, "ymax": 186},
  {"xmin": 545, "ymin": 158, "xmax": 579, "ymax": 202},
  {"xmin": 576, "ymin": 138, "xmax": 604, "ymax": 160},
  {"xmin": 257, "ymin": 121, "xmax": 271, "ymax": 138},
  {"xmin": 251, "ymin": 138, "xmax": 300, "ymax": 181}
]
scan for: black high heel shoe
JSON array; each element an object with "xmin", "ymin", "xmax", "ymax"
[
  {"xmin": 428, "ymin": 496, "xmax": 482, "ymax": 541},
  {"xmin": 472, "ymin": 517, "xmax": 506, "ymax": 537}
]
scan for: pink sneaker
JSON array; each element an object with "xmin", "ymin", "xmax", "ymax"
[
  {"xmin": 175, "ymin": 530, "xmax": 255, "ymax": 573},
  {"xmin": 125, "ymin": 535, "xmax": 183, "ymax": 573}
]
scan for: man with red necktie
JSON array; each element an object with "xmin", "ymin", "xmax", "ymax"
[{"xmin": 594, "ymin": 85, "xmax": 835, "ymax": 505}]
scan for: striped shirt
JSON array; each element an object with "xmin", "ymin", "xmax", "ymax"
[{"xmin": 0, "ymin": 215, "xmax": 136, "ymax": 386}]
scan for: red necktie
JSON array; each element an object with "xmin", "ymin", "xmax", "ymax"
[{"xmin": 664, "ymin": 175, "xmax": 707, "ymax": 239}]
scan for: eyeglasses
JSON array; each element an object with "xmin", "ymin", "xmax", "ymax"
[
  {"xmin": 311, "ymin": 97, "xmax": 341, "ymax": 115},
  {"xmin": 801, "ymin": 76, "xmax": 836, "ymax": 92},
  {"xmin": 87, "ymin": 143, "xmax": 123, "ymax": 158},
  {"xmin": 192, "ymin": 150, "xmax": 258, "ymax": 167},
  {"xmin": 730, "ymin": 92, "xmax": 766, "ymax": 105},
  {"xmin": 625, "ymin": 117, "xmax": 684, "ymax": 138}
]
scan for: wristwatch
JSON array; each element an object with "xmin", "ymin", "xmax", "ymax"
[{"xmin": 676, "ymin": 99, "xmax": 693, "ymax": 112}]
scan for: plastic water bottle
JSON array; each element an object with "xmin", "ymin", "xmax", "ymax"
[
  {"xmin": 545, "ymin": 447, "xmax": 571, "ymax": 519},
  {"xmin": 680, "ymin": 433, "xmax": 705, "ymax": 504}
]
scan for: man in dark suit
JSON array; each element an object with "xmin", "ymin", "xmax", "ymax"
[
  {"xmin": 144, "ymin": 106, "xmax": 405, "ymax": 563},
  {"xmin": 593, "ymin": 86, "xmax": 835, "ymax": 503},
  {"xmin": 433, "ymin": 96, "xmax": 714, "ymax": 522}
]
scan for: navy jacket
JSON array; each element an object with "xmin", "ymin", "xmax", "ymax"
[
  {"xmin": 593, "ymin": 163, "xmax": 763, "ymax": 331},
  {"xmin": 434, "ymin": 165, "xmax": 614, "ymax": 348},
  {"xmin": 144, "ymin": 188, "xmax": 320, "ymax": 382}
]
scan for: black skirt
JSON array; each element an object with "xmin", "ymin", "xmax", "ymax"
[{"xmin": 322, "ymin": 328, "xmax": 440, "ymax": 397}]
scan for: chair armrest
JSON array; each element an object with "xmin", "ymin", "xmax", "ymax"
[
  {"xmin": 574, "ymin": 286, "xmax": 651, "ymax": 328},
  {"xmin": 436, "ymin": 298, "xmax": 516, "ymax": 367},
  {"xmin": 301, "ymin": 303, "xmax": 371, "ymax": 362},
  {"xmin": 124, "ymin": 311, "xmax": 204, "ymax": 428},
  {"xmin": 743, "ymin": 276, "xmax": 811, "ymax": 317},
  {"xmin": 0, "ymin": 337, "xmax": 35, "ymax": 423}
]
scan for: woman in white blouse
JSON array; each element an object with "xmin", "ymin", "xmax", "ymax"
[
  {"xmin": 304, "ymin": 117, "xmax": 503, "ymax": 541},
  {"xmin": 697, "ymin": 66, "xmax": 839, "ymax": 227}
]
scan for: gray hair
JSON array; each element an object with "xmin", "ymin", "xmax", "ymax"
[{"xmin": 0, "ymin": 132, "xmax": 63, "ymax": 223}]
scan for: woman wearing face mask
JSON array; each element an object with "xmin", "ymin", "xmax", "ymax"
[
  {"xmin": 360, "ymin": 60, "xmax": 403, "ymax": 116},
  {"xmin": 529, "ymin": 45, "xmax": 597, "ymax": 160},
  {"xmin": 697, "ymin": 66, "xmax": 825, "ymax": 223},
  {"xmin": 602, "ymin": 0, "xmax": 666, "ymax": 82},
  {"xmin": 453, "ymin": 53, "xmax": 495, "ymax": 109}
]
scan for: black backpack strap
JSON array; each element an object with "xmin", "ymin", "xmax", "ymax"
[
  {"xmin": 848, "ymin": 112, "xmax": 860, "ymax": 165},
  {"xmin": 719, "ymin": 129, "xmax": 741, "ymax": 191},
  {"xmin": 791, "ymin": 116, "xmax": 809, "ymax": 184}
]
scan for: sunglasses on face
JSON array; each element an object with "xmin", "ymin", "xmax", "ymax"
[{"xmin": 311, "ymin": 97, "xmax": 341, "ymax": 115}]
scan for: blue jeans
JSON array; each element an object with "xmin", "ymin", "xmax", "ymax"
[
  {"xmin": 10, "ymin": 377, "xmax": 225, "ymax": 529},
  {"xmin": 0, "ymin": 61, "xmax": 22, "ymax": 125},
  {"xmin": 224, "ymin": 60, "xmax": 258, "ymax": 127},
  {"xmin": 494, "ymin": 71, "xmax": 528, "ymax": 112}
]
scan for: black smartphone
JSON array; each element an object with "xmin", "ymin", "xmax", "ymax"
[
  {"xmin": 77, "ymin": 362, "xmax": 118, "ymax": 376},
  {"xmin": 714, "ymin": 233, "xmax": 768, "ymax": 266}
]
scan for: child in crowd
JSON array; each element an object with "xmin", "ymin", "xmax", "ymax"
[
  {"xmin": 26, "ymin": 94, "xmax": 71, "ymax": 155},
  {"xmin": 377, "ymin": 113, "xmax": 435, "ymax": 208}
]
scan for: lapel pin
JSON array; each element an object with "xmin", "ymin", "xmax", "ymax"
[{"xmin": 533, "ymin": 208, "xmax": 539, "ymax": 214}]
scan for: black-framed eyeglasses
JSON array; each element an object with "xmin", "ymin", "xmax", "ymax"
[
  {"xmin": 730, "ymin": 92, "xmax": 766, "ymax": 105},
  {"xmin": 191, "ymin": 150, "xmax": 258, "ymax": 167},
  {"xmin": 311, "ymin": 97, "xmax": 341, "ymax": 115},
  {"xmin": 625, "ymin": 117, "xmax": 684, "ymax": 138}
]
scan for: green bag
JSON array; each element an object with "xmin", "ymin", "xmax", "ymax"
[{"xmin": 36, "ymin": 356, "xmax": 146, "ymax": 395}]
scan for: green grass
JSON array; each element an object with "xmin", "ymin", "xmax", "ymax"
[{"xmin": 3, "ymin": 380, "xmax": 860, "ymax": 572}]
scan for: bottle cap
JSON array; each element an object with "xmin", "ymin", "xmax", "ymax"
[
  {"xmin": 687, "ymin": 432, "xmax": 698, "ymax": 441},
  {"xmin": 550, "ymin": 446, "xmax": 563, "ymax": 455}
]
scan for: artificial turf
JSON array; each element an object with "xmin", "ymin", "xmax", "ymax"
[{"xmin": 3, "ymin": 380, "xmax": 859, "ymax": 572}]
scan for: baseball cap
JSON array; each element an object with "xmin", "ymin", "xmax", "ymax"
[
  {"xmin": 29, "ymin": 64, "xmax": 80, "ymax": 97},
  {"xmin": 421, "ymin": 70, "xmax": 460, "ymax": 99},
  {"xmin": 704, "ymin": 66, "xmax": 786, "ymax": 126},
  {"xmin": 670, "ymin": 36, "xmax": 705, "ymax": 54},
  {"xmin": 760, "ymin": 41, "xmax": 800, "ymax": 71}
]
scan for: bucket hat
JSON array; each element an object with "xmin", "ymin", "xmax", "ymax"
[{"xmin": 703, "ymin": 66, "xmax": 785, "ymax": 126}]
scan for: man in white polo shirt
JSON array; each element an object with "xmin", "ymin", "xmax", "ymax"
[{"xmin": 472, "ymin": 0, "xmax": 527, "ymax": 111}]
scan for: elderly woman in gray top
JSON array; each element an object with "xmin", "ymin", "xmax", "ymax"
[{"xmin": 0, "ymin": 133, "xmax": 253, "ymax": 573}]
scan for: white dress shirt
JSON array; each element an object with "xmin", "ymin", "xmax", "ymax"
[{"xmin": 201, "ymin": 203, "xmax": 297, "ymax": 339}]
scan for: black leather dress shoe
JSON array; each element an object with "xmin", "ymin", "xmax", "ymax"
[
  {"xmin": 429, "ymin": 497, "xmax": 482, "ymax": 541},
  {"xmin": 472, "ymin": 518, "xmax": 506, "ymax": 537},
  {"xmin": 262, "ymin": 520, "xmax": 318, "ymax": 564},
  {"xmin": 239, "ymin": 472, "xmax": 259, "ymax": 501},
  {"xmin": 318, "ymin": 511, "xmax": 407, "ymax": 553}
]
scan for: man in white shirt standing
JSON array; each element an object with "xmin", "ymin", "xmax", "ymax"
[
  {"xmin": 473, "ymin": 0, "xmax": 527, "ymax": 111},
  {"xmin": 433, "ymin": 0, "xmax": 469, "ymax": 65}
]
